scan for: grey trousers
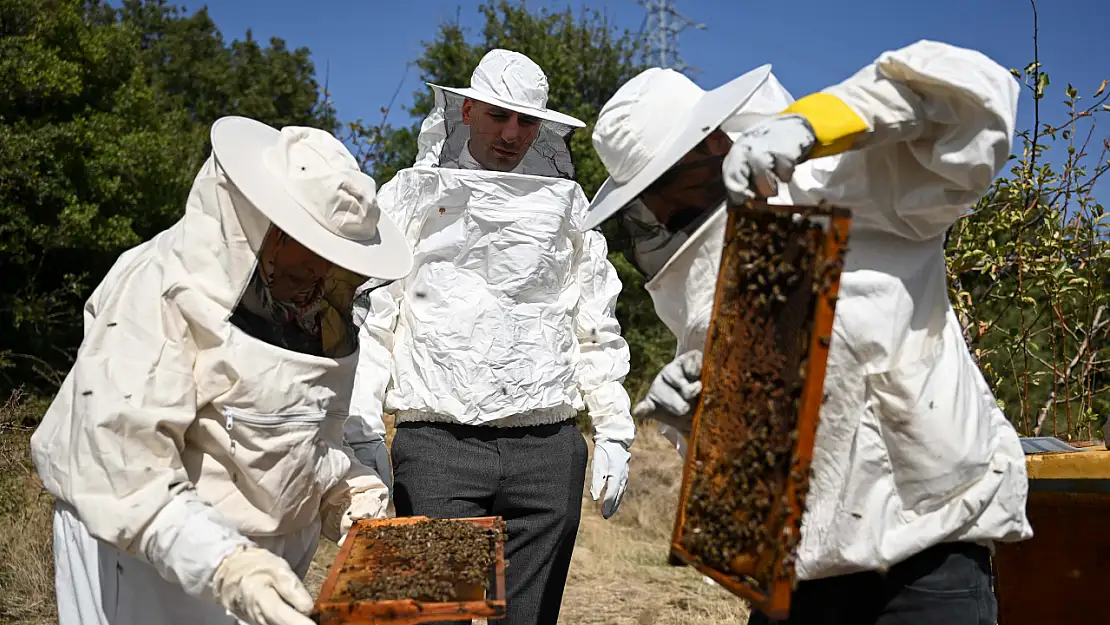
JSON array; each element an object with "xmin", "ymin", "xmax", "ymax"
[
  {"xmin": 391, "ymin": 419, "xmax": 589, "ymax": 625},
  {"xmin": 747, "ymin": 542, "xmax": 996, "ymax": 625}
]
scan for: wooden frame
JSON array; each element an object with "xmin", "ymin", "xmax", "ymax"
[
  {"xmin": 313, "ymin": 516, "xmax": 507, "ymax": 624},
  {"xmin": 669, "ymin": 200, "xmax": 851, "ymax": 621}
]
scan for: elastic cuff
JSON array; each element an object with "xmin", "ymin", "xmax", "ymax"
[
  {"xmin": 593, "ymin": 434, "xmax": 633, "ymax": 450},
  {"xmin": 137, "ymin": 489, "xmax": 254, "ymax": 599},
  {"xmin": 782, "ymin": 92, "xmax": 870, "ymax": 159}
]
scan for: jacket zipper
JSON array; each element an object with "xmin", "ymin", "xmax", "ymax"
[
  {"xmin": 222, "ymin": 408, "xmax": 329, "ymax": 456},
  {"xmin": 222, "ymin": 408, "xmax": 327, "ymax": 428}
]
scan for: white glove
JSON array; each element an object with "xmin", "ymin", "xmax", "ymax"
[
  {"xmin": 210, "ymin": 546, "xmax": 315, "ymax": 625},
  {"xmin": 322, "ymin": 485, "xmax": 393, "ymax": 547},
  {"xmin": 590, "ymin": 439, "xmax": 631, "ymax": 519},
  {"xmin": 632, "ymin": 350, "xmax": 704, "ymax": 435},
  {"xmin": 349, "ymin": 435, "xmax": 393, "ymax": 495},
  {"xmin": 723, "ymin": 114, "xmax": 816, "ymax": 203}
]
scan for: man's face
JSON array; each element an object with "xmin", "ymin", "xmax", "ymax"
[
  {"xmin": 639, "ymin": 130, "xmax": 733, "ymax": 230},
  {"xmin": 461, "ymin": 99, "xmax": 542, "ymax": 172},
  {"xmin": 259, "ymin": 227, "xmax": 331, "ymax": 305}
]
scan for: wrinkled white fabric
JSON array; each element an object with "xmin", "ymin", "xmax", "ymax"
[
  {"xmin": 32, "ymin": 156, "xmax": 388, "ymax": 624},
  {"xmin": 54, "ymin": 501, "xmax": 320, "ymax": 625},
  {"xmin": 643, "ymin": 205, "xmax": 730, "ymax": 455},
  {"xmin": 211, "ymin": 547, "xmax": 315, "ymax": 625},
  {"xmin": 639, "ymin": 41, "xmax": 1031, "ymax": 580},
  {"xmin": 348, "ymin": 167, "xmax": 635, "ymax": 446}
]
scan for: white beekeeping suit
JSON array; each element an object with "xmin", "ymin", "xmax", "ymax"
[
  {"xmin": 347, "ymin": 50, "xmax": 634, "ymax": 501},
  {"xmin": 346, "ymin": 48, "xmax": 634, "ymax": 625},
  {"xmin": 31, "ymin": 117, "xmax": 413, "ymax": 625},
  {"xmin": 585, "ymin": 40, "xmax": 1032, "ymax": 612}
]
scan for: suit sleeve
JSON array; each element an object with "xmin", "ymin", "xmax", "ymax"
[
  {"xmin": 784, "ymin": 40, "xmax": 1020, "ymax": 240},
  {"xmin": 573, "ymin": 229, "xmax": 635, "ymax": 446}
]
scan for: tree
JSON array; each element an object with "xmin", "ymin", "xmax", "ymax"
[
  {"xmin": 0, "ymin": 0, "xmax": 334, "ymax": 394},
  {"xmin": 947, "ymin": 56, "xmax": 1110, "ymax": 440},
  {"xmin": 346, "ymin": 0, "xmax": 675, "ymax": 402}
]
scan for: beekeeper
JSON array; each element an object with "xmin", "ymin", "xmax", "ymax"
[
  {"xmin": 347, "ymin": 49, "xmax": 635, "ymax": 625},
  {"xmin": 584, "ymin": 41, "xmax": 1032, "ymax": 624},
  {"xmin": 31, "ymin": 117, "xmax": 413, "ymax": 625}
]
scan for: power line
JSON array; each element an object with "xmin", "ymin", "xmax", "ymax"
[{"xmin": 634, "ymin": 0, "xmax": 706, "ymax": 75}]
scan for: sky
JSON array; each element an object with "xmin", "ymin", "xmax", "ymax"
[{"xmin": 176, "ymin": 0, "xmax": 1109, "ymax": 199}]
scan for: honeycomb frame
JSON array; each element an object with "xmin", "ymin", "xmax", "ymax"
[{"xmin": 669, "ymin": 200, "xmax": 851, "ymax": 620}]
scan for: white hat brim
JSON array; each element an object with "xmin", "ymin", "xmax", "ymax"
[
  {"xmin": 430, "ymin": 84, "xmax": 586, "ymax": 128},
  {"xmin": 582, "ymin": 64, "xmax": 774, "ymax": 231},
  {"xmin": 210, "ymin": 116, "xmax": 414, "ymax": 281}
]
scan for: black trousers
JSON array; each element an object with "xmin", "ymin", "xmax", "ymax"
[
  {"xmin": 391, "ymin": 419, "xmax": 589, "ymax": 625},
  {"xmin": 747, "ymin": 542, "xmax": 996, "ymax": 625}
]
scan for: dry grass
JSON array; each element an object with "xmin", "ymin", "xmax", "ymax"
[
  {"xmin": 0, "ymin": 398, "xmax": 747, "ymax": 624},
  {"xmin": 0, "ymin": 391, "xmax": 56, "ymax": 624},
  {"xmin": 556, "ymin": 428, "xmax": 749, "ymax": 625}
]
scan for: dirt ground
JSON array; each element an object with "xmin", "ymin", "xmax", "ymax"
[{"xmin": 0, "ymin": 394, "xmax": 748, "ymax": 624}]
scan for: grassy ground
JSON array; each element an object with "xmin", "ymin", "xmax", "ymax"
[
  {"xmin": 0, "ymin": 392, "xmax": 56, "ymax": 624},
  {"xmin": 0, "ymin": 395, "xmax": 748, "ymax": 624}
]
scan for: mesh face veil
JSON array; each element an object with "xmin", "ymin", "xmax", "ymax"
[
  {"xmin": 606, "ymin": 138, "xmax": 729, "ymax": 280},
  {"xmin": 422, "ymin": 90, "xmax": 577, "ymax": 179},
  {"xmin": 231, "ymin": 225, "xmax": 366, "ymax": 358}
]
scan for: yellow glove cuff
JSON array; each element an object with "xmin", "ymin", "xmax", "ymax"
[{"xmin": 783, "ymin": 92, "xmax": 870, "ymax": 159}]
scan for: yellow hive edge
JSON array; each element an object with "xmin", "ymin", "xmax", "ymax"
[{"xmin": 1026, "ymin": 447, "xmax": 1110, "ymax": 481}]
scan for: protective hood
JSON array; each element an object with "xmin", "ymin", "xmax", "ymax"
[
  {"xmin": 642, "ymin": 70, "xmax": 796, "ymax": 355},
  {"xmin": 172, "ymin": 157, "xmax": 365, "ymax": 358},
  {"xmin": 412, "ymin": 86, "xmax": 577, "ymax": 179},
  {"xmin": 32, "ymin": 137, "xmax": 391, "ymax": 559}
]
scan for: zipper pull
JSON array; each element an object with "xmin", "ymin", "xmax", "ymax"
[{"xmin": 224, "ymin": 409, "xmax": 236, "ymax": 456}]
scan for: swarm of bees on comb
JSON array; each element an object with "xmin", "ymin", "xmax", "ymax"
[
  {"xmin": 671, "ymin": 201, "xmax": 850, "ymax": 619},
  {"xmin": 339, "ymin": 518, "xmax": 507, "ymax": 603}
]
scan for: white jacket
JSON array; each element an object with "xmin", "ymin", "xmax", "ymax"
[
  {"xmin": 347, "ymin": 165, "xmax": 635, "ymax": 445},
  {"xmin": 650, "ymin": 41, "xmax": 1032, "ymax": 580},
  {"xmin": 31, "ymin": 157, "xmax": 384, "ymax": 598}
]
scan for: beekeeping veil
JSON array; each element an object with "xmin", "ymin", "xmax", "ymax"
[
  {"xmin": 412, "ymin": 48, "xmax": 585, "ymax": 178},
  {"xmin": 205, "ymin": 117, "xmax": 413, "ymax": 358},
  {"xmin": 584, "ymin": 66, "xmax": 796, "ymax": 280}
]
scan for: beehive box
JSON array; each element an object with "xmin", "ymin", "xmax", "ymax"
[
  {"xmin": 670, "ymin": 200, "xmax": 851, "ymax": 620},
  {"xmin": 313, "ymin": 516, "xmax": 507, "ymax": 624},
  {"xmin": 994, "ymin": 447, "xmax": 1110, "ymax": 625}
]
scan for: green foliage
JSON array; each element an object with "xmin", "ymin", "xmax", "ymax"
[
  {"xmin": 346, "ymin": 0, "xmax": 675, "ymax": 402},
  {"xmin": 948, "ymin": 68, "xmax": 1110, "ymax": 441},
  {"xmin": 0, "ymin": 0, "xmax": 333, "ymax": 393}
]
